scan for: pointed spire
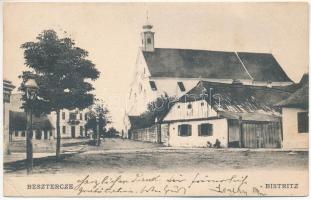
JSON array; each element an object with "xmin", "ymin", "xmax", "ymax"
[{"xmin": 143, "ymin": 10, "xmax": 153, "ymax": 30}]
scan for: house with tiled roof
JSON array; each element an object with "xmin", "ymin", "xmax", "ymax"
[
  {"xmin": 275, "ymin": 74, "xmax": 309, "ymax": 149},
  {"xmin": 161, "ymin": 81, "xmax": 293, "ymax": 148},
  {"xmin": 124, "ymin": 20, "xmax": 294, "ymax": 139}
]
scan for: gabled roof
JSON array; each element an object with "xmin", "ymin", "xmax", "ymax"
[
  {"xmin": 143, "ymin": 48, "xmax": 250, "ymax": 79},
  {"xmin": 179, "ymin": 81, "xmax": 292, "ymax": 117},
  {"xmin": 237, "ymin": 52, "xmax": 292, "ymax": 82},
  {"xmin": 142, "ymin": 48, "xmax": 292, "ymax": 83},
  {"xmin": 275, "ymin": 82, "xmax": 308, "ymax": 109},
  {"xmin": 9, "ymin": 111, "xmax": 54, "ymax": 130}
]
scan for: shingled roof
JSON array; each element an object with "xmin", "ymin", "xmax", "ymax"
[
  {"xmin": 142, "ymin": 48, "xmax": 292, "ymax": 82},
  {"xmin": 179, "ymin": 81, "xmax": 292, "ymax": 117},
  {"xmin": 275, "ymin": 82, "xmax": 308, "ymax": 109}
]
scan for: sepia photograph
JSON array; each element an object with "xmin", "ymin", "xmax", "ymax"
[{"xmin": 2, "ymin": 2, "xmax": 309, "ymax": 197}]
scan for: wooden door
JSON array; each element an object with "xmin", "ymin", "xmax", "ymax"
[
  {"xmin": 241, "ymin": 121, "xmax": 281, "ymax": 148},
  {"xmin": 71, "ymin": 126, "xmax": 76, "ymax": 138}
]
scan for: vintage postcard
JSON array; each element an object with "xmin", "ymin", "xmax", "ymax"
[{"xmin": 3, "ymin": 2, "xmax": 309, "ymax": 197}]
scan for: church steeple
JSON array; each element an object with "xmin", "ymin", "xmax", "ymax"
[{"xmin": 141, "ymin": 14, "xmax": 155, "ymax": 52}]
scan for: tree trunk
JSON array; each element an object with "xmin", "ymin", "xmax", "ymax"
[
  {"xmin": 56, "ymin": 110, "xmax": 61, "ymax": 159},
  {"xmin": 26, "ymin": 109, "xmax": 33, "ymax": 174},
  {"xmin": 96, "ymin": 124, "xmax": 100, "ymax": 146}
]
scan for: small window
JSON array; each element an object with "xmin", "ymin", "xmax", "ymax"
[
  {"xmin": 177, "ymin": 82, "xmax": 186, "ymax": 92},
  {"xmin": 49, "ymin": 131, "xmax": 52, "ymax": 136},
  {"xmin": 69, "ymin": 113, "xmax": 76, "ymax": 120},
  {"xmin": 198, "ymin": 123, "xmax": 213, "ymax": 136},
  {"xmin": 21, "ymin": 131, "xmax": 26, "ymax": 137},
  {"xmin": 177, "ymin": 105, "xmax": 180, "ymax": 109},
  {"xmin": 15, "ymin": 131, "xmax": 18, "ymax": 137},
  {"xmin": 201, "ymin": 102, "xmax": 205, "ymax": 106},
  {"xmin": 62, "ymin": 126, "xmax": 66, "ymax": 134},
  {"xmin": 62, "ymin": 112, "xmax": 65, "ymax": 120},
  {"xmin": 178, "ymin": 124, "xmax": 192, "ymax": 136},
  {"xmin": 85, "ymin": 113, "xmax": 88, "ymax": 121},
  {"xmin": 187, "ymin": 104, "xmax": 192, "ymax": 109},
  {"xmin": 80, "ymin": 113, "xmax": 83, "ymax": 120},
  {"xmin": 149, "ymin": 81, "xmax": 157, "ymax": 91},
  {"xmin": 298, "ymin": 112, "xmax": 308, "ymax": 133},
  {"xmin": 147, "ymin": 38, "xmax": 151, "ymax": 44}
]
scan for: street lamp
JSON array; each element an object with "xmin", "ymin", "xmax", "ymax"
[{"xmin": 24, "ymin": 78, "xmax": 38, "ymax": 174}]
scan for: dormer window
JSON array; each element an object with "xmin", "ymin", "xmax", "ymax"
[
  {"xmin": 177, "ymin": 82, "xmax": 186, "ymax": 92},
  {"xmin": 149, "ymin": 81, "xmax": 157, "ymax": 91}
]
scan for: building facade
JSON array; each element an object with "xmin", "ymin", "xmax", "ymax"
[
  {"xmin": 49, "ymin": 109, "xmax": 89, "ymax": 139},
  {"xmin": 9, "ymin": 93, "xmax": 89, "ymax": 139},
  {"xmin": 3, "ymin": 80, "xmax": 15, "ymax": 154},
  {"xmin": 276, "ymin": 76, "xmax": 309, "ymax": 149},
  {"xmin": 124, "ymin": 21, "xmax": 294, "ymax": 136}
]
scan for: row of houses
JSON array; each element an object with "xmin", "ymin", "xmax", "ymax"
[
  {"xmin": 8, "ymin": 93, "xmax": 89, "ymax": 141},
  {"xmin": 123, "ymin": 21, "xmax": 308, "ymax": 149}
]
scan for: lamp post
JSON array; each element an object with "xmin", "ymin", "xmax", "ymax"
[{"xmin": 24, "ymin": 78, "xmax": 38, "ymax": 174}]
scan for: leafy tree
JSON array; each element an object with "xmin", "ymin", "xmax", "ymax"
[
  {"xmin": 85, "ymin": 100, "xmax": 111, "ymax": 145},
  {"xmin": 20, "ymin": 30, "xmax": 100, "ymax": 158},
  {"xmin": 145, "ymin": 95, "xmax": 175, "ymax": 121},
  {"xmin": 106, "ymin": 127, "xmax": 119, "ymax": 138}
]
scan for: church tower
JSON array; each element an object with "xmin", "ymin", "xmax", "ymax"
[{"xmin": 141, "ymin": 18, "xmax": 155, "ymax": 52}]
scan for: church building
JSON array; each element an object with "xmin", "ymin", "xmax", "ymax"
[{"xmin": 124, "ymin": 20, "xmax": 294, "ymax": 137}]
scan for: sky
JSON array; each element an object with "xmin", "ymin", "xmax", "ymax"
[{"xmin": 4, "ymin": 2, "xmax": 309, "ymax": 130}]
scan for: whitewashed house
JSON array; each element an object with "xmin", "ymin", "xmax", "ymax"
[
  {"xmin": 160, "ymin": 81, "xmax": 293, "ymax": 148},
  {"xmin": 276, "ymin": 74, "xmax": 309, "ymax": 149},
  {"xmin": 124, "ymin": 20, "xmax": 294, "ymax": 137},
  {"xmin": 9, "ymin": 93, "xmax": 89, "ymax": 139},
  {"xmin": 48, "ymin": 109, "xmax": 89, "ymax": 139}
]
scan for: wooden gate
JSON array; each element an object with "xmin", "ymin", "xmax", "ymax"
[{"xmin": 241, "ymin": 121, "xmax": 282, "ymax": 148}]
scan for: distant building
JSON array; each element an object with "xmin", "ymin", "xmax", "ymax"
[
  {"xmin": 3, "ymin": 79, "xmax": 15, "ymax": 154},
  {"xmin": 124, "ymin": 20, "xmax": 294, "ymax": 136},
  {"xmin": 9, "ymin": 93, "xmax": 89, "ymax": 139},
  {"xmin": 9, "ymin": 111, "xmax": 54, "ymax": 141},
  {"xmin": 49, "ymin": 109, "xmax": 88, "ymax": 138},
  {"xmin": 276, "ymin": 74, "xmax": 309, "ymax": 149}
]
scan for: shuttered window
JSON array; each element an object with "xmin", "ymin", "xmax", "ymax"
[
  {"xmin": 178, "ymin": 124, "xmax": 192, "ymax": 136},
  {"xmin": 298, "ymin": 112, "xmax": 308, "ymax": 133},
  {"xmin": 198, "ymin": 123, "xmax": 213, "ymax": 136},
  {"xmin": 177, "ymin": 82, "xmax": 186, "ymax": 92},
  {"xmin": 149, "ymin": 81, "xmax": 157, "ymax": 91}
]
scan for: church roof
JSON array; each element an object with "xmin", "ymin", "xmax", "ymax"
[
  {"xmin": 142, "ymin": 48, "xmax": 292, "ymax": 82},
  {"xmin": 237, "ymin": 52, "xmax": 292, "ymax": 82}
]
